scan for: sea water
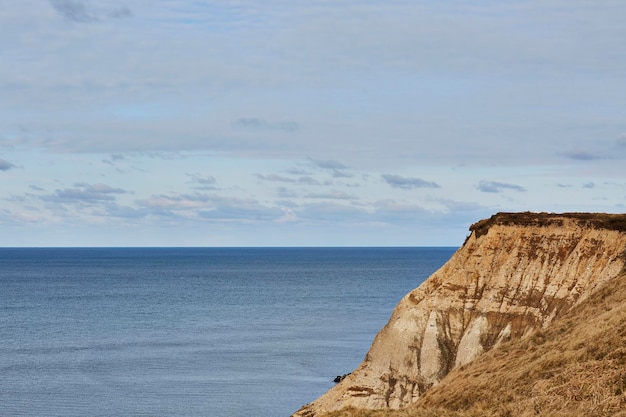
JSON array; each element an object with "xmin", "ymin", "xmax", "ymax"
[{"xmin": 0, "ymin": 247, "xmax": 455, "ymax": 417}]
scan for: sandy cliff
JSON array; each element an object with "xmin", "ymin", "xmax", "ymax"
[{"xmin": 294, "ymin": 212, "xmax": 626, "ymax": 416}]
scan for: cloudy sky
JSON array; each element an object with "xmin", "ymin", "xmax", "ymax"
[{"xmin": 1, "ymin": 0, "xmax": 625, "ymax": 246}]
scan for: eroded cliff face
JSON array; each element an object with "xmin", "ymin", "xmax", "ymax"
[{"xmin": 294, "ymin": 213, "xmax": 626, "ymax": 416}]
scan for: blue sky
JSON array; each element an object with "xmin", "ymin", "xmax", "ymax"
[{"xmin": 1, "ymin": 0, "xmax": 625, "ymax": 246}]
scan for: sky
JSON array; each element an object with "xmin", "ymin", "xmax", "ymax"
[{"xmin": 1, "ymin": 0, "xmax": 625, "ymax": 247}]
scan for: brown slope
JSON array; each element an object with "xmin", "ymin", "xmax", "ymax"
[{"xmin": 320, "ymin": 266, "xmax": 626, "ymax": 417}]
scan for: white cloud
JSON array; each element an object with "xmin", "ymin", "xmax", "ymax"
[
  {"xmin": 476, "ymin": 180, "xmax": 526, "ymax": 194},
  {"xmin": 188, "ymin": 174, "xmax": 218, "ymax": 190},
  {"xmin": 304, "ymin": 190, "xmax": 358, "ymax": 200},
  {"xmin": 43, "ymin": 183, "xmax": 127, "ymax": 203},
  {"xmin": 256, "ymin": 174, "xmax": 296, "ymax": 183},
  {"xmin": 297, "ymin": 176, "xmax": 324, "ymax": 186},
  {"xmin": 0, "ymin": 158, "xmax": 16, "ymax": 171},
  {"xmin": 308, "ymin": 158, "xmax": 353, "ymax": 178},
  {"xmin": 562, "ymin": 150, "xmax": 604, "ymax": 161},
  {"xmin": 382, "ymin": 174, "xmax": 440, "ymax": 190}
]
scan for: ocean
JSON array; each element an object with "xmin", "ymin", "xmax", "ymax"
[{"xmin": 0, "ymin": 247, "xmax": 456, "ymax": 417}]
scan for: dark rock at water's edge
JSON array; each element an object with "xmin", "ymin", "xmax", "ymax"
[{"xmin": 333, "ymin": 373, "xmax": 350, "ymax": 383}]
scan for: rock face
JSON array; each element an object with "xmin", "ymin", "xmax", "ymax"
[{"xmin": 294, "ymin": 212, "xmax": 626, "ymax": 416}]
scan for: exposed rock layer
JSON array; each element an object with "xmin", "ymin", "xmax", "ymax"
[{"xmin": 294, "ymin": 212, "xmax": 626, "ymax": 416}]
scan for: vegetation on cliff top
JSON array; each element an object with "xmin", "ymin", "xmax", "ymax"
[
  {"xmin": 469, "ymin": 212, "xmax": 626, "ymax": 239},
  {"xmin": 320, "ymin": 268, "xmax": 626, "ymax": 417}
]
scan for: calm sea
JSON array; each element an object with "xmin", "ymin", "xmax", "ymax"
[{"xmin": 0, "ymin": 247, "xmax": 455, "ymax": 417}]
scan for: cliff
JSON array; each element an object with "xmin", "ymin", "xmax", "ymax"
[{"xmin": 294, "ymin": 212, "xmax": 626, "ymax": 416}]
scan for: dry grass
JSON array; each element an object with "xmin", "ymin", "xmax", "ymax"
[
  {"xmin": 319, "ymin": 272, "xmax": 626, "ymax": 417},
  {"xmin": 469, "ymin": 212, "xmax": 626, "ymax": 239},
  {"xmin": 323, "ymin": 407, "xmax": 493, "ymax": 417}
]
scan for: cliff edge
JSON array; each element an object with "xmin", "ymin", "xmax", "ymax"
[{"xmin": 294, "ymin": 212, "xmax": 626, "ymax": 416}]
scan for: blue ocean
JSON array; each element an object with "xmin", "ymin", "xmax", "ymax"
[{"xmin": 0, "ymin": 247, "xmax": 455, "ymax": 417}]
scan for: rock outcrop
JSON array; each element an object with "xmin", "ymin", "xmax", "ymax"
[{"xmin": 294, "ymin": 212, "xmax": 626, "ymax": 416}]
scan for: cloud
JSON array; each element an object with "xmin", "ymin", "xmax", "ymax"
[
  {"xmin": 309, "ymin": 158, "xmax": 352, "ymax": 178},
  {"xmin": 198, "ymin": 205, "xmax": 283, "ymax": 222},
  {"xmin": 562, "ymin": 150, "xmax": 603, "ymax": 161},
  {"xmin": 43, "ymin": 183, "xmax": 127, "ymax": 203},
  {"xmin": 297, "ymin": 176, "xmax": 324, "ymax": 185},
  {"xmin": 311, "ymin": 159, "xmax": 347, "ymax": 171},
  {"xmin": 583, "ymin": 182, "xmax": 595, "ymax": 189},
  {"xmin": 371, "ymin": 201, "xmax": 455, "ymax": 228},
  {"xmin": 477, "ymin": 180, "xmax": 526, "ymax": 193},
  {"xmin": 188, "ymin": 174, "xmax": 217, "ymax": 189},
  {"xmin": 50, "ymin": 0, "xmax": 95, "ymax": 23},
  {"xmin": 286, "ymin": 168, "xmax": 310, "ymax": 176},
  {"xmin": 292, "ymin": 198, "xmax": 462, "ymax": 227},
  {"xmin": 0, "ymin": 208, "xmax": 42, "ymax": 225},
  {"xmin": 0, "ymin": 158, "xmax": 15, "ymax": 171},
  {"xmin": 277, "ymin": 187, "xmax": 298, "ymax": 198},
  {"xmin": 97, "ymin": 204, "xmax": 146, "ymax": 219},
  {"xmin": 256, "ymin": 174, "xmax": 295, "ymax": 183},
  {"xmin": 232, "ymin": 118, "xmax": 299, "ymax": 133},
  {"xmin": 30, "ymin": 182, "xmax": 136, "ymax": 222},
  {"xmin": 136, "ymin": 193, "xmax": 211, "ymax": 212},
  {"xmin": 296, "ymin": 202, "xmax": 370, "ymax": 223},
  {"xmin": 305, "ymin": 190, "xmax": 358, "ymax": 200},
  {"xmin": 49, "ymin": 0, "xmax": 132, "ymax": 23},
  {"xmin": 259, "ymin": 172, "xmax": 327, "ymax": 186},
  {"xmin": 136, "ymin": 192, "xmax": 284, "ymax": 223},
  {"xmin": 106, "ymin": 6, "xmax": 132, "ymax": 19},
  {"xmin": 382, "ymin": 174, "xmax": 440, "ymax": 190}
]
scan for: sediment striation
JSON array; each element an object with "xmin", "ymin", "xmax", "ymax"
[{"xmin": 293, "ymin": 212, "xmax": 626, "ymax": 416}]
